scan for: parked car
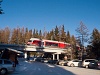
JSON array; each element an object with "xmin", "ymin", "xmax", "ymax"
[
  {"xmin": 88, "ymin": 60, "xmax": 100, "ymax": 69},
  {"xmin": 48, "ymin": 59, "xmax": 58, "ymax": 64},
  {"xmin": 96, "ymin": 61, "xmax": 100, "ymax": 69},
  {"xmin": 0, "ymin": 59, "xmax": 15, "ymax": 75},
  {"xmin": 35, "ymin": 57, "xmax": 43, "ymax": 62},
  {"xmin": 29, "ymin": 57, "xmax": 34, "ymax": 62},
  {"xmin": 67, "ymin": 59, "xmax": 82, "ymax": 67},
  {"xmin": 82, "ymin": 59, "xmax": 97, "ymax": 68},
  {"xmin": 58, "ymin": 60, "xmax": 68, "ymax": 66},
  {"xmin": 41, "ymin": 58, "xmax": 48, "ymax": 63}
]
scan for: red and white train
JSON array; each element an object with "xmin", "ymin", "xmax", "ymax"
[{"xmin": 27, "ymin": 38, "xmax": 70, "ymax": 49}]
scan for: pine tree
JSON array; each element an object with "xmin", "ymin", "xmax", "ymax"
[
  {"xmin": 49, "ymin": 29, "xmax": 55, "ymax": 40},
  {"xmin": 91, "ymin": 28, "xmax": 100, "ymax": 59},
  {"xmin": 60, "ymin": 25, "xmax": 66, "ymax": 42},
  {"xmin": 39, "ymin": 30, "xmax": 42, "ymax": 39},
  {"xmin": 45, "ymin": 32, "xmax": 50, "ymax": 40},
  {"xmin": 54, "ymin": 26, "xmax": 59, "ymax": 41},
  {"xmin": 66, "ymin": 31, "xmax": 71, "ymax": 43},
  {"xmin": 24, "ymin": 28, "xmax": 30, "ymax": 43},
  {"xmin": 4, "ymin": 27, "xmax": 10, "ymax": 44},
  {"xmin": 33, "ymin": 29, "xmax": 36, "ymax": 38},
  {"xmin": 35, "ymin": 30, "xmax": 39, "ymax": 38},
  {"xmin": 10, "ymin": 28, "xmax": 18, "ymax": 44}
]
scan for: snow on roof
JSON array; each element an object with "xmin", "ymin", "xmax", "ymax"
[
  {"xmin": 42, "ymin": 39, "xmax": 58, "ymax": 43},
  {"xmin": 42, "ymin": 39, "xmax": 70, "ymax": 45},
  {"xmin": 30, "ymin": 38, "xmax": 41, "ymax": 41},
  {"xmin": 7, "ymin": 48, "xmax": 23, "ymax": 53},
  {"xmin": 29, "ymin": 38, "xmax": 70, "ymax": 45}
]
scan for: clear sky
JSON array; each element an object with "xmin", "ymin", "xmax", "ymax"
[{"xmin": 0, "ymin": 0, "xmax": 100, "ymax": 36}]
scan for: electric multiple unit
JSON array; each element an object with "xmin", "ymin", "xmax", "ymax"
[{"xmin": 27, "ymin": 38, "xmax": 70, "ymax": 49}]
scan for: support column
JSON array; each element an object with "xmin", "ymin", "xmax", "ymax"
[
  {"xmin": 53, "ymin": 54, "xmax": 55, "ymax": 60},
  {"xmin": 24, "ymin": 52, "xmax": 27, "ymax": 59},
  {"xmin": 57, "ymin": 54, "xmax": 59, "ymax": 60}
]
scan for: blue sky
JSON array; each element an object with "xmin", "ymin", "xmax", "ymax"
[{"xmin": 0, "ymin": 0, "xmax": 100, "ymax": 36}]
